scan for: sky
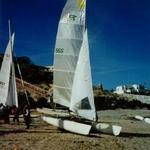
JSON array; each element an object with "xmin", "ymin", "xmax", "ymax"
[{"xmin": 0, "ymin": 0, "xmax": 150, "ymax": 89}]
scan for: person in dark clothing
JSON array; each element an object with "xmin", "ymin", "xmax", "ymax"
[
  {"xmin": 11, "ymin": 106, "xmax": 19, "ymax": 124},
  {"xmin": 0, "ymin": 103, "xmax": 3, "ymax": 109},
  {"xmin": 0, "ymin": 104, "xmax": 10, "ymax": 123},
  {"xmin": 23, "ymin": 105, "xmax": 31, "ymax": 129},
  {"xmin": 2, "ymin": 105, "xmax": 10, "ymax": 123}
]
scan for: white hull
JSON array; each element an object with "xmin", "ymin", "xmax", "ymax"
[
  {"xmin": 37, "ymin": 108, "xmax": 69, "ymax": 117},
  {"xmin": 93, "ymin": 123, "xmax": 122, "ymax": 136},
  {"xmin": 134, "ymin": 115, "xmax": 150, "ymax": 124},
  {"xmin": 134, "ymin": 115, "xmax": 144, "ymax": 121},
  {"xmin": 42, "ymin": 116, "xmax": 92, "ymax": 135},
  {"xmin": 144, "ymin": 118, "xmax": 150, "ymax": 124}
]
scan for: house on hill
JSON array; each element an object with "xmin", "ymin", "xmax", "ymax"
[{"xmin": 114, "ymin": 84, "xmax": 145, "ymax": 94}]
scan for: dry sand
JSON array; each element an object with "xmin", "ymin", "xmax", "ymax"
[{"xmin": 0, "ymin": 109, "xmax": 150, "ymax": 150}]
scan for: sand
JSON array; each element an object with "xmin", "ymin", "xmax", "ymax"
[{"xmin": 0, "ymin": 109, "xmax": 150, "ymax": 150}]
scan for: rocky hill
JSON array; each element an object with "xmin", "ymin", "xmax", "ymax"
[
  {"xmin": 0, "ymin": 54, "xmax": 53, "ymax": 108},
  {"xmin": 0, "ymin": 54, "xmax": 53, "ymax": 89},
  {"xmin": 0, "ymin": 54, "xmax": 150, "ymax": 110}
]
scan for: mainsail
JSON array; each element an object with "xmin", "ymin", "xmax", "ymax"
[
  {"xmin": 0, "ymin": 33, "xmax": 18, "ymax": 107},
  {"xmin": 53, "ymin": 0, "xmax": 96, "ymax": 121}
]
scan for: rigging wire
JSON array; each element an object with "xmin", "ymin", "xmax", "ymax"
[{"xmin": 8, "ymin": 20, "xmax": 30, "ymax": 107}]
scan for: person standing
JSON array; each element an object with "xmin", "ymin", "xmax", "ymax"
[
  {"xmin": 23, "ymin": 105, "xmax": 31, "ymax": 129},
  {"xmin": 12, "ymin": 106, "xmax": 19, "ymax": 124}
]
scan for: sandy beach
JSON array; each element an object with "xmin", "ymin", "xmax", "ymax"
[{"xmin": 0, "ymin": 109, "xmax": 150, "ymax": 150}]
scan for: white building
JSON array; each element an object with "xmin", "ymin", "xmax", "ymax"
[
  {"xmin": 44, "ymin": 66, "xmax": 54, "ymax": 72},
  {"xmin": 132, "ymin": 84, "xmax": 140, "ymax": 92},
  {"xmin": 114, "ymin": 84, "xmax": 144, "ymax": 94},
  {"xmin": 114, "ymin": 86, "xmax": 126, "ymax": 94}
]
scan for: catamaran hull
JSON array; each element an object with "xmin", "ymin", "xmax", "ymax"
[
  {"xmin": 37, "ymin": 108, "xmax": 69, "ymax": 117},
  {"xmin": 144, "ymin": 118, "xmax": 150, "ymax": 124},
  {"xmin": 134, "ymin": 115, "xmax": 144, "ymax": 121},
  {"xmin": 42, "ymin": 116, "xmax": 92, "ymax": 135},
  {"xmin": 93, "ymin": 123, "xmax": 122, "ymax": 136},
  {"xmin": 134, "ymin": 115, "xmax": 150, "ymax": 124}
]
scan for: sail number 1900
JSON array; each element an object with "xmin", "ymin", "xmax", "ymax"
[{"xmin": 56, "ymin": 48, "xmax": 64, "ymax": 54}]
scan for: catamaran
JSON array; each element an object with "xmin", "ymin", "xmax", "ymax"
[
  {"xmin": 40, "ymin": 0, "xmax": 122, "ymax": 135},
  {"xmin": 0, "ymin": 28, "xmax": 18, "ymax": 108}
]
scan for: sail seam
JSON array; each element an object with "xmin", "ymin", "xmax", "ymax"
[
  {"xmin": 53, "ymin": 85, "xmax": 71, "ymax": 90},
  {"xmin": 54, "ymin": 53, "xmax": 78, "ymax": 57},
  {"xmin": 60, "ymin": 22, "xmax": 84, "ymax": 26},
  {"xmin": 57, "ymin": 37, "xmax": 83, "ymax": 41},
  {"xmin": 54, "ymin": 69, "xmax": 74, "ymax": 73}
]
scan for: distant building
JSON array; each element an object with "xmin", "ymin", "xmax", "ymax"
[
  {"xmin": 114, "ymin": 84, "xmax": 145, "ymax": 94},
  {"xmin": 114, "ymin": 86, "xmax": 125, "ymax": 94},
  {"xmin": 132, "ymin": 84, "xmax": 141, "ymax": 92},
  {"xmin": 44, "ymin": 66, "xmax": 54, "ymax": 72}
]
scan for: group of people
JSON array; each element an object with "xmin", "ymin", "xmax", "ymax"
[{"xmin": 0, "ymin": 103, "xmax": 31, "ymax": 129}]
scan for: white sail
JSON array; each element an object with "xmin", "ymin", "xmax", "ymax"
[
  {"xmin": 70, "ymin": 30, "xmax": 96, "ymax": 121},
  {"xmin": 43, "ymin": 1, "xmax": 123, "ymax": 135},
  {"xmin": 53, "ymin": 0, "xmax": 96, "ymax": 121},
  {"xmin": 53, "ymin": 0, "xmax": 86, "ymax": 107},
  {"xmin": 0, "ymin": 33, "xmax": 17, "ymax": 106},
  {"xmin": 6, "ymin": 62, "xmax": 18, "ymax": 107}
]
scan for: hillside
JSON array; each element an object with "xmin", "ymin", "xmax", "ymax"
[
  {"xmin": 0, "ymin": 54, "xmax": 53, "ymax": 108},
  {"xmin": 0, "ymin": 54, "xmax": 53, "ymax": 89},
  {"xmin": 0, "ymin": 54, "xmax": 150, "ymax": 110}
]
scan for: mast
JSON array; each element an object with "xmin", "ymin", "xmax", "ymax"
[
  {"xmin": 9, "ymin": 20, "xmax": 30, "ymax": 107},
  {"xmin": 8, "ymin": 20, "xmax": 13, "ymax": 69},
  {"xmin": 5, "ymin": 20, "xmax": 18, "ymax": 107},
  {"xmin": 8, "ymin": 20, "xmax": 11, "ymax": 45},
  {"xmin": 0, "ymin": 21, "xmax": 14, "ymax": 105}
]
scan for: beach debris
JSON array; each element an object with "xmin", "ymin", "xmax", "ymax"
[
  {"xmin": 93, "ymin": 123, "xmax": 122, "ymax": 136},
  {"xmin": 134, "ymin": 115, "xmax": 144, "ymax": 121},
  {"xmin": 134, "ymin": 115, "xmax": 150, "ymax": 124},
  {"xmin": 144, "ymin": 118, "xmax": 150, "ymax": 124}
]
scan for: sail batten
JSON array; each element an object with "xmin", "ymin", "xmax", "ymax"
[{"xmin": 53, "ymin": 85, "xmax": 72, "ymax": 90}]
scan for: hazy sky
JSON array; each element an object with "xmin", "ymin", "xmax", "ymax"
[{"xmin": 0, "ymin": 0, "xmax": 150, "ymax": 89}]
